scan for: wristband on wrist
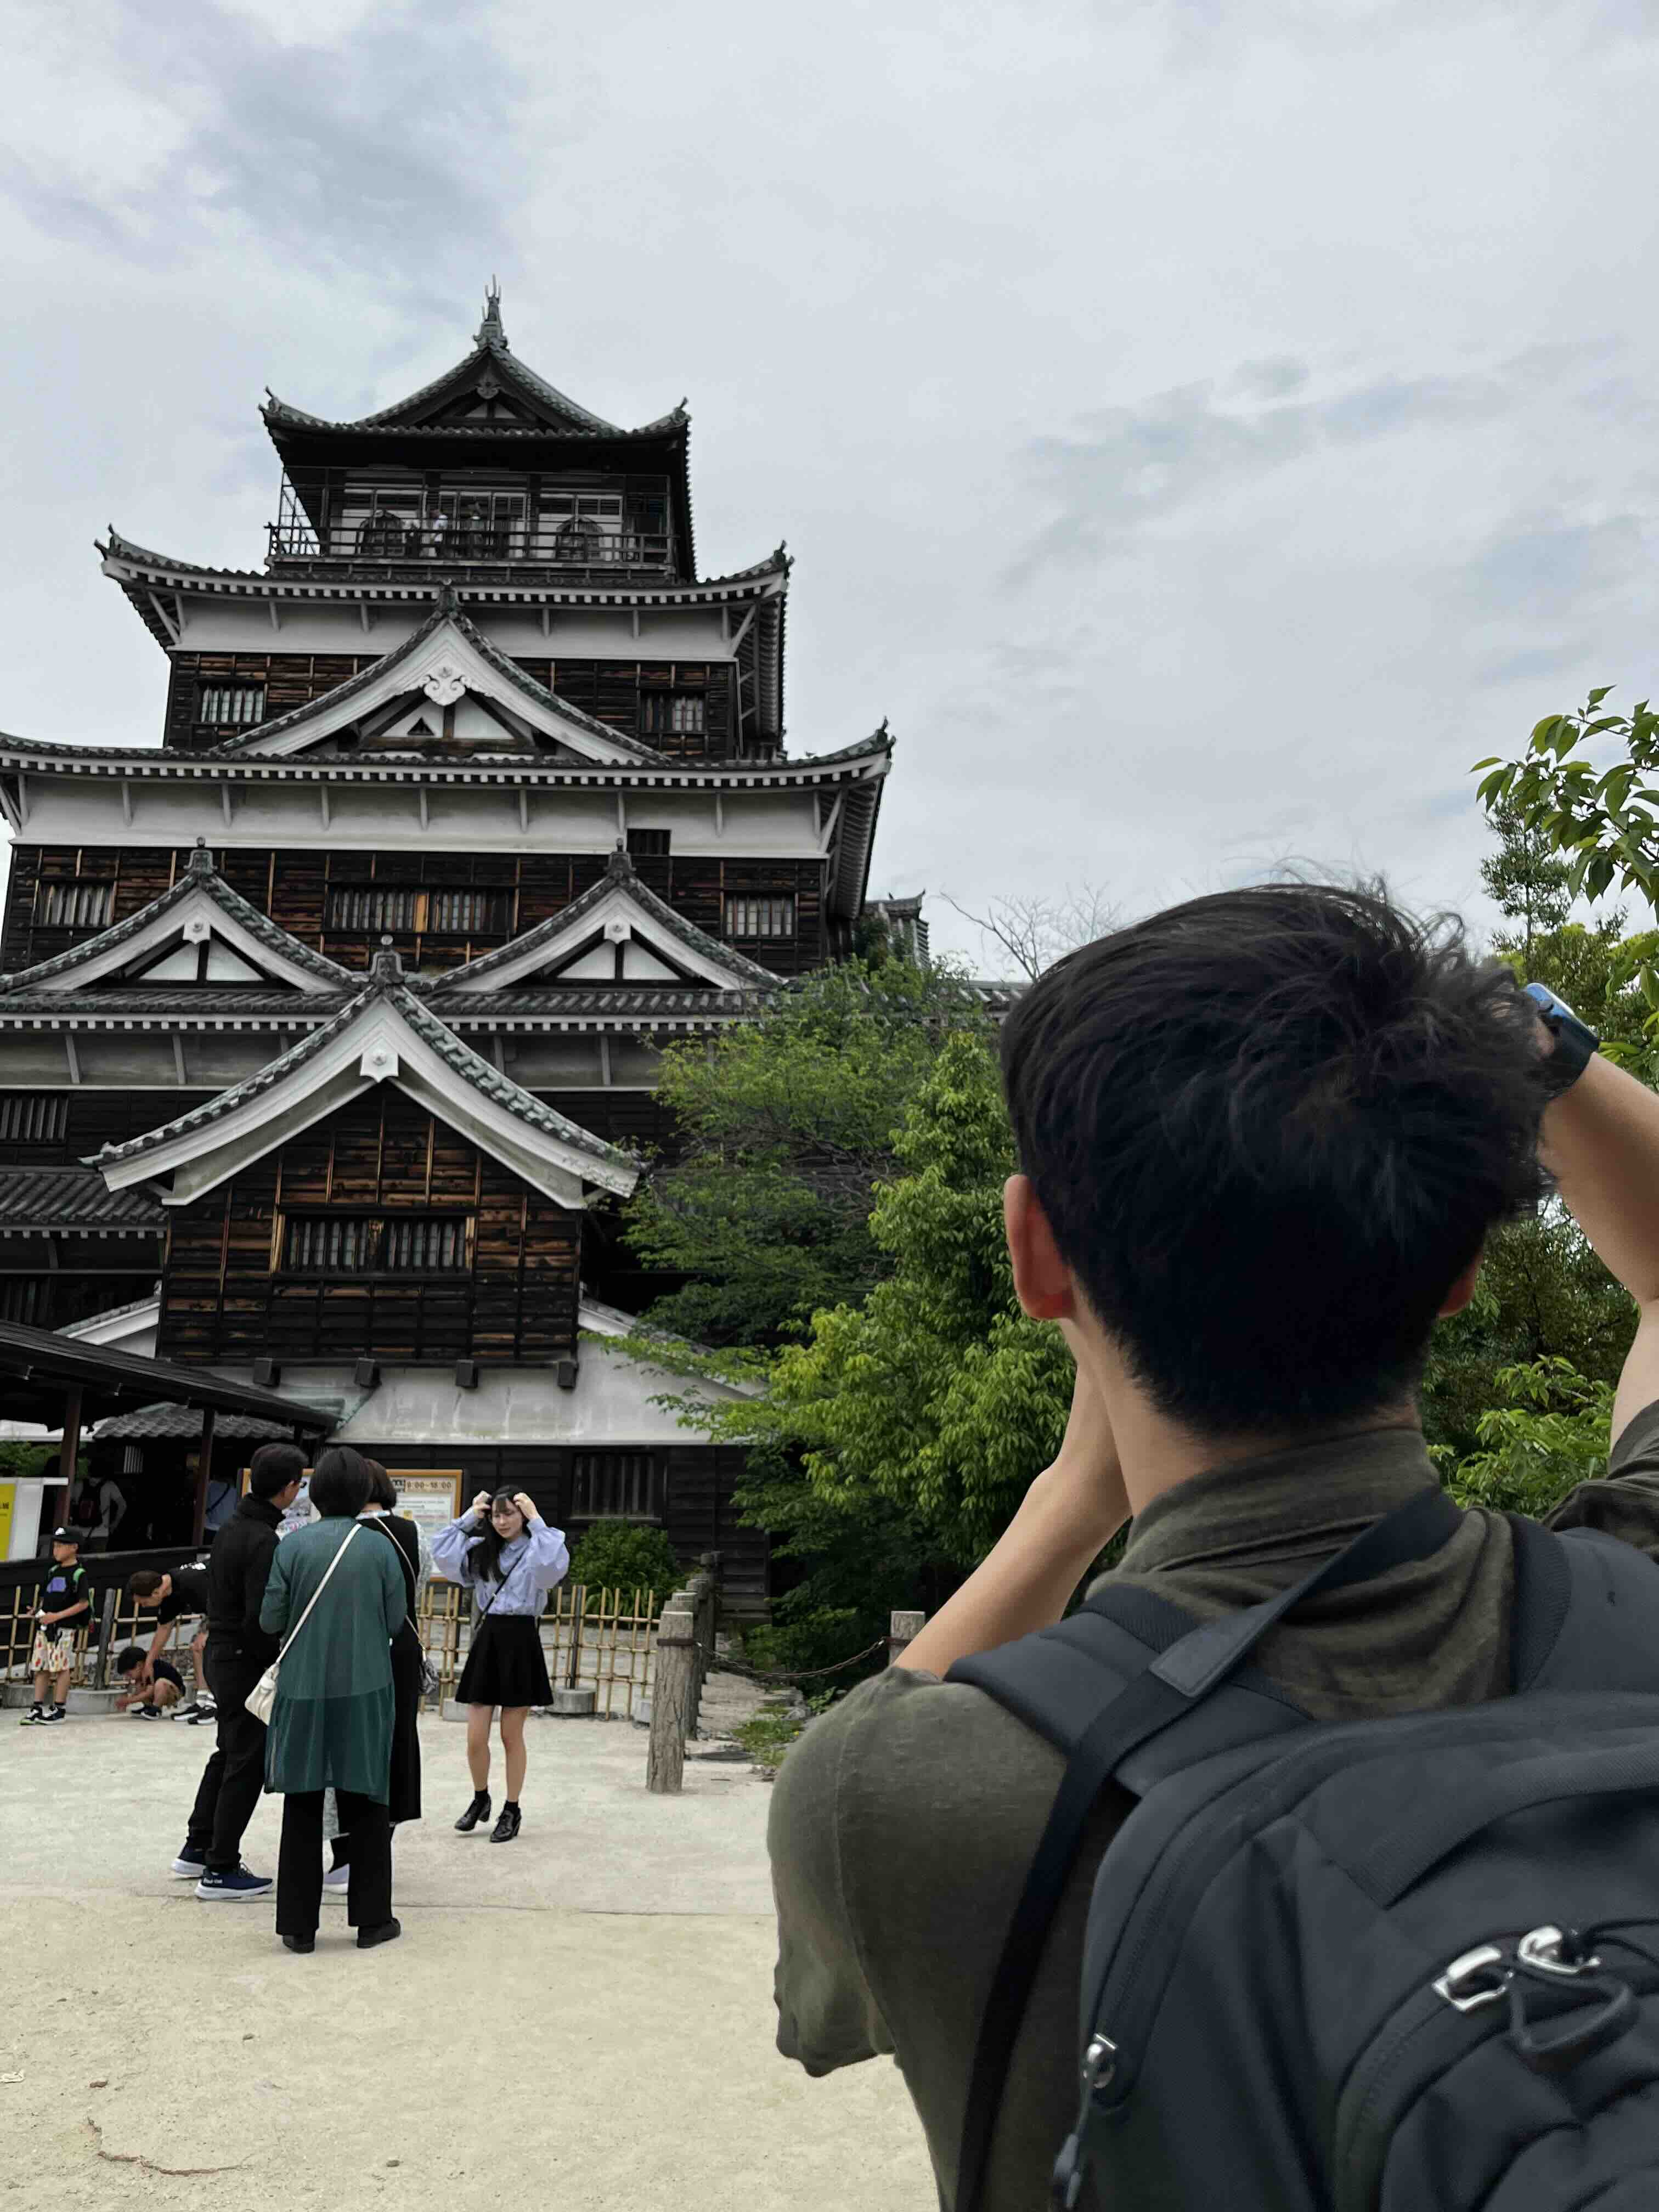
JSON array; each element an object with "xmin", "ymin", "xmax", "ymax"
[{"xmin": 1522, "ymin": 981, "xmax": 1600, "ymax": 1096}]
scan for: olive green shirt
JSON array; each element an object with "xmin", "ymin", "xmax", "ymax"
[{"xmin": 768, "ymin": 1408, "xmax": 1659, "ymax": 2211}]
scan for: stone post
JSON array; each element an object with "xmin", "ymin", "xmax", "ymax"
[
  {"xmin": 887, "ymin": 1609, "xmax": 927, "ymax": 1665},
  {"xmin": 646, "ymin": 1594, "xmax": 697, "ymax": 1795},
  {"xmin": 92, "ymin": 1587, "xmax": 119, "ymax": 1690}
]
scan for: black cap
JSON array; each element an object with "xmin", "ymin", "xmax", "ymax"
[{"xmin": 50, "ymin": 1526, "xmax": 78, "ymax": 1544}]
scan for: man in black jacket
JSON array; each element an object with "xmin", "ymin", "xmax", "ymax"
[{"xmin": 179, "ymin": 1442, "xmax": 304, "ymax": 1899}]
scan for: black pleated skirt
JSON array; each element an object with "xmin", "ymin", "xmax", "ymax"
[{"xmin": 455, "ymin": 1614, "xmax": 551, "ymax": 1709}]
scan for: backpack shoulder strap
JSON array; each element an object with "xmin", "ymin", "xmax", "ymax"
[
  {"xmin": 947, "ymin": 1485, "xmax": 1460, "ymax": 2212},
  {"xmin": 1509, "ymin": 1514, "xmax": 1659, "ymax": 1693}
]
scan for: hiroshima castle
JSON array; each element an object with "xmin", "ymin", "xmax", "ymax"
[{"xmin": 0, "ymin": 289, "xmax": 922, "ymax": 1610}]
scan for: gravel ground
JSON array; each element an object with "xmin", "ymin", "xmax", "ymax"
[{"xmin": 0, "ymin": 1707, "xmax": 931, "ymax": 2211}]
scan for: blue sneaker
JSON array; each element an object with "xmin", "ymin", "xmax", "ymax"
[
  {"xmin": 171, "ymin": 1843, "xmax": 208, "ymax": 1878},
  {"xmin": 195, "ymin": 1864, "xmax": 273, "ymax": 1901}
]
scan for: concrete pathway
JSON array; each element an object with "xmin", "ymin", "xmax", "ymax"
[{"xmin": 0, "ymin": 1708, "xmax": 933, "ymax": 2210}]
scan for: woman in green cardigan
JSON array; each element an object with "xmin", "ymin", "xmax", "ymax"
[{"xmin": 259, "ymin": 1446, "xmax": 406, "ymax": 1954}]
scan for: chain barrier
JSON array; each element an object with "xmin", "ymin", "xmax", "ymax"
[{"xmin": 707, "ymin": 1635, "xmax": 891, "ymax": 1689}]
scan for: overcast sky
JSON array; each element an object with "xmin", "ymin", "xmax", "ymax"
[{"xmin": 1, "ymin": 0, "xmax": 1655, "ymax": 968}]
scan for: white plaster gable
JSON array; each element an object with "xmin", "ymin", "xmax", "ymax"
[
  {"xmin": 439, "ymin": 878, "xmax": 767, "ymax": 994},
  {"xmin": 30, "ymin": 882, "xmax": 344, "ymax": 996},
  {"xmin": 59, "ymin": 1294, "xmax": 161, "ymax": 1359},
  {"xmin": 97, "ymin": 989, "xmax": 638, "ymax": 1210},
  {"xmin": 228, "ymin": 612, "xmax": 651, "ymax": 766}
]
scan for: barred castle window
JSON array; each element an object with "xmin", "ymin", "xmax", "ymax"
[
  {"xmin": 0, "ymin": 1094, "xmax": 69, "ymax": 1143},
  {"xmin": 641, "ymin": 693, "xmax": 704, "ymax": 737},
  {"xmin": 38, "ymin": 882, "xmax": 112, "ymax": 929},
  {"xmin": 198, "ymin": 685, "xmax": 266, "ymax": 727},
  {"xmin": 324, "ymin": 887, "xmax": 512, "ymax": 935},
  {"xmin": 0, "ymin": 1278, "xmax": 49, "ymax": 1325},
  {"xmin": 571, "ymin": 1452, "xmax": 664, "ymax": 1521},
  {"xmin": 279, "ymin": 1214, "xmax": 471, "ymax": 1274},
  {"xmin": 625, "ymin": 828, "xmax": 671, "ymax": 858},
  {"xmin": 724, "ymin": 894, "xmax": 795, "ymax": 941}
]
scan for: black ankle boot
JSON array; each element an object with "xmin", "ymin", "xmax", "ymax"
[
  {"xmin": 489, "ymin": 1802, "xmax": 521, "ymax": 1843},
  {"xmin": 454, "ymin": 1790, "xmax": 491, "ymax": 1833}
]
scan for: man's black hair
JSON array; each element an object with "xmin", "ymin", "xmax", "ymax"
[
  {"xmin": 247, "ymin": 1441, "xmax": 307, "ymax": 1501},
  {"xmin": 1000, "ymin": 882, "xmax": 1547, "ymax": 1436},
  {"xmin": 309, "ymin": 1445, "xmax": 373, "ymax": 1520},
  {"xmin": 114, "ymin": 1644, "xmax": 145, "ymax": 1677}
]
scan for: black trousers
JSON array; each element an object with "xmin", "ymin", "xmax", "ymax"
[
  {"xmin": 276, "ymin": 1789, "xmax": 392, "ymax": 1937},
  {"xmin": 193, "ymin": 1643, "xmax": 269, "ymax": 1872}
]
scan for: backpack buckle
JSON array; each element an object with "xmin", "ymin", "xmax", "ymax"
[{"xmin": 1433, "ymin": 1944, "xmax": 1510, "ymax": 2013}]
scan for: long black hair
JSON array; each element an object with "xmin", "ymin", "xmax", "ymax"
[{"xmin": 467, "ymin": 1489, "xmax": 529, "ymax": 1589}]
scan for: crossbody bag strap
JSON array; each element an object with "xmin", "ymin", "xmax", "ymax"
[
  {"xmin": 275, "ymin": 1523, "xmax": 360, "ymax": 1666},
  {"xmin": 951, "ymin": 1483, "xmax": 1462, "ymax": 2212}
]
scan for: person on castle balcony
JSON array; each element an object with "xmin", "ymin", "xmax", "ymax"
[{"xmin": 431, "ymin": 1488, "xmax": 567, "ymax": 1843}]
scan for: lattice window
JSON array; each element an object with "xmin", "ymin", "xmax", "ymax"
[
  {"xmin": 625, "ymin": 828, "xmax": 671, "ymax": 858},
  {"xmin": 724, "ymin": 894, "xmax": 795, "ymax": 941},
  {"xmin": 198, "ymin": 686, "xmax": 266, "ymax": 727},
  {"xmin": 38, "ymin": 883, "xmax": 112, "ymax": 929},
  {"xmin": 0, "ymin": 1278, "xmax": 49, "ymax": 1325},
  {"xmin": 641, "ymin": 694, "xmax": 704, "ymax": 737},
  {"xmin": 571, "ymin": 1452, "xmax": 664, "ymax": 1522},
  {"xmin": 324, "ymin": 887, "xmax": 511, "ymax": 935},
  {"xmin": 0, "ymin": 1094, "xmax": 69, "ymax": 1143},
  {"xmin": 279, "ymin": 1215, "xmax": 470, "ymax": 1275}
]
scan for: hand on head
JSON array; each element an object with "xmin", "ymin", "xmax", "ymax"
[{"xmin": 471, "ymin": 1491, "xmax": 492, "ymax": 1516}]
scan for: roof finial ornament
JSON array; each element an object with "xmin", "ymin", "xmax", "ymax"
[
  {"xmin": 477, "ymin": 278, "xmax": 506, "ymax": 350},
  {"xmin": 188, "ymin": 838, "xmax": 214, "ymax": 875},
  {"xmin": 607, "ymin": 840, "xmax": 632, "ymax": 877},
  {"xmin": 371, "ymin": 935, "xmax": 403, "ymax": 985}
]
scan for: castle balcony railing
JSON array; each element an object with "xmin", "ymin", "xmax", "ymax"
[{"xmin": 266, "ymin": 516, "xmax": 676, "ymax": 578}]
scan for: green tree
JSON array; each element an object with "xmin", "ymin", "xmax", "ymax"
[
  {"xmin": 1442, "ymin": 1356, "xmax": 1613, "ymax": 1516},
  {"xmin": 647, "ymin": 1030, "xmax": 1082, "ymax": 1671},
  {"xmin": 1480, "ymin": 798, "xmax": 1572, "ymax": 960},
  {"xmin": 624, "ymin": 958, "xmax": 994, "ymax": 1347}
]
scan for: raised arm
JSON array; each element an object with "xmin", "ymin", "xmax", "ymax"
[
  {"xmin": 1539, "ymin": 1048, "xmax": 1659, "ymax": 1440},
  {"xmin": 895, "ymin": 1347, "xmax": 1128, "ymax": 1677},
  {"xmin": 429, "ymin": 1506, "xmax": 484, "ymax": 1584},
  {"xmin": 512, "ymin": 1493, "xmax": 569, "ymax": 1592}
]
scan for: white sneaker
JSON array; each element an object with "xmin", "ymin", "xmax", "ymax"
[{"xmin": 323, "ymin": 1864, "xmax": 350, "ymax": 1898}]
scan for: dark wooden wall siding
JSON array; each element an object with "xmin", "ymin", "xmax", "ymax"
[
  {"xmin": 156, "ymin": 1093, "xmax": 580, "ymax": 1367},
  {"xmin": 531, "ymin": 1092, "xmax": 678, "ymax": 1154},
  {"xmin": 5, "ymin": 846, "xmax": 830, "ymax": 975},
  {"xmin": 0, "ymin": 1090, "xmax": 215, "ymax": 1165},
  {"xmin": 509, "ymin": 661, "xmax": 736, "ymax": 759},
  {"xmin": 165, "ymin": 653, "xmax": 378, "ymax": 751},
  {"xmin": 340, "ymin": 1440, "xmax": 769, "ymax": 1618},
  {"xmin": 161, "ymin": 655, "xmax": 736, "ymax": 758}
]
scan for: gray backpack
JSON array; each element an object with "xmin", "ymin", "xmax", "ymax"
[{"xmin": 949, "ymin": 1487, "xmax": 1659, "ymax": 2211}]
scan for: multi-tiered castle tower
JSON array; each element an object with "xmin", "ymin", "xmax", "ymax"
[{"xmin": 0, "ymin": 290, "xmax": 898, "ymax": 1609}]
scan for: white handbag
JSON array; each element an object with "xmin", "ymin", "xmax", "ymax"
[{"xmin": 245, "ymin": 1524, "xmax": 360, "ymax": 1726}]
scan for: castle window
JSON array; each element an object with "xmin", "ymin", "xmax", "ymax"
[
  {"xmin": 0, "ymin": 1278, "xmax": 49, "ymax": 1326},
  {"xmin": 0, "ymin": 1094, "xmax": 69, "ymax": 1144},
  {"xmin": 625, "ymin": 829, "xmax": 671, "ymax": 859},
  {"xmin": 570, "ymin": 1452, "xmax": 664, "ymax": 1523},
  {"xmin": 724, "ymin": 894, "xmax": 795, "ymax": 941},
  {"xmin": 279, "ymin": 1214, "xmax": 471, "ymax": 1276},
  {"xmin": 324, "ymin": 887, "xmax": 512, "ymax": 936},
  {"xmin": 641, "ymin": 693, "xmax": 705, "ymax": 738},
  {"xmin": 38, "ymin": 883, "xmax": 112, "ymax": 929},
  {"xmin": 198, "ymin": 686, "xmax": 266, "ymax": 728}
]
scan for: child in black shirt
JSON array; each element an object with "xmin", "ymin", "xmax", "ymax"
[
  {"xmin": 113, "ymin": 1645, "xmax": 186, "ymax": 1718},
  {"xmin": 22, "ymin": 1528, "xmax": 91, "ymax": 1725}
]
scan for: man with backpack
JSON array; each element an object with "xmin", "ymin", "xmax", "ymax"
[{"xmin": 769, "ymin": 884, "xmax": 1659, "ymax": 2209}]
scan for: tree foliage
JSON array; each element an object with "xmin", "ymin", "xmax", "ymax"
[
  {"xmin": 1480, "ymin": 798, "xmax": 1573, "ymax": 956},
  {"xmin": 623, "ymin": 958, "xmax": 993, "ymax": 1346},
  {"xmin": 567, "ymin": 1520, "xmax": 685, "ymax": 1606},
  {"xmin": 1441, "ymin": 1356, "xmax": 1613, "ymax": 1517}
]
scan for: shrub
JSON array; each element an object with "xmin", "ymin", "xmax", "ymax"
[{"xmin": 567, "ymin": 1520, "xmax": 684, "ymax": 1606}]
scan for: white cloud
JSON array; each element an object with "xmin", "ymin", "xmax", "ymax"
[{"xmin": 1, "ymin": 0, "xmax": 1657, "ymax": 966}]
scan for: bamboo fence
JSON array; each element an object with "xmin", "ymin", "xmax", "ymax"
[{"xmin": 416, "ymin": 1581, "xmax": 663, "ymax": 1719}]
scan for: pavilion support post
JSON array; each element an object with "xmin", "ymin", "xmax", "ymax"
[
  {"xmin": 57, "ymin": 1386, "xmax": 83, "ymax": 1530},
  {"xmin": 646, "ymin": 1594, "xmax": 697, "ymax": 1795},
  {"xmin": 191, "ymin": 1406, "xmax": 218, "ymax": 1547}
]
